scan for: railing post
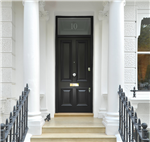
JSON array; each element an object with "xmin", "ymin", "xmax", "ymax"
[
  {"xmin": 123, "ymin": 95, "xmax": 126, "ymax": 142},
  {"xmin": 138, "ymin": 119, "xmax": 141, "ymax": 131},
  {"xmin": 22, "ymin": 91, "xmax": 24, "ymax": 136},
  {"xmin": 6, "ymin": 119, "xmax": 8, "ymax": 142},
  {"xmin": 19, "ymin": 96, "xmax": 22, "ymax": 141},
  {"xmin": 25, "ymin": 84, "xmax": 28, "ymax": 92},
  {"xmin": 1, "ymin": 123, "xmax": 5, "ymax": 142},
  {"xmin": 125, "ymin": 97, "xmax": 128, "ymax": 142},
  {"xmin": 138, "ymin": 119, "xmax": 141, "ymax": 142},
  {"xmin": 121, "ymin": 92, "xmax": 125, "ymax": 141},
  {"xmin": 128, "ymin": 101, "xmax": 131, "ymax": 142},
  {"xmin": 131, "ymin": 107, "xmax": 134, "ymax": 142},
  {"xmin": 9, "ymin": 112, "xmax": 13, "ymax": 142},
  {"xmin": 26, "ymin": 84, "xmax": 29, "ymax": 130},
  {"xmin": 119, "ymin": 86, "xmax": 123, "ymax": 134},
  {"xmin": 24, "ymin": 88, "xmax": 26, "ymax": 132},
  {"xmin": 16, "ymin": 101, "xmax": 19, "ymax": 142},
  {"xmin": 120, "ymin": 91, "xmax": 123, "ymax": 137},
  {"xmin": 135, "ymin": 112, "xmax": 138, "ymax": 142},
  {"xmin": 12, "ymin": 106, "xmax": 16, "ymax": 142},
  {"xmin": 142, "ymin": 123, "xmax": 148, "ymax": 140}
]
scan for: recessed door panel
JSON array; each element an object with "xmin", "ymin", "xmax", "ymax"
[
  {"xmin": 76, "ymin": 89, "xmax": 88, "ymax": 106},
  {"xmin": 61, "ymin": 41, "xmax": 72, "ymax": 81},
  {"xmin": 61, "ymin": 89, "xmax": 73, "ymax": 106},
  {"xmin": 76, "ymin": 41, "xmax": 88, "ymax": 81}
]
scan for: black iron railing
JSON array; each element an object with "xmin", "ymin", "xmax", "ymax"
[
  {"xmin": 0, "ymin": 84, "xmax": 30, "ymax": 142},
  {"xmin": 118, "ymin": 85, "xmax": 150, "ymax": 142}
]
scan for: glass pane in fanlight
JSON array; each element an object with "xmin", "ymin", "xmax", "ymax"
[
  {"xmin": 138, "ymin": 54, "xmax": 150, "ymax": 90},
  {"xmin": 138, "ymin": 18, "xmax": 150, "ymax": 51},
  {"xmin": 58, "ymin": 18, "xmax": 91, "ymax": 35}
]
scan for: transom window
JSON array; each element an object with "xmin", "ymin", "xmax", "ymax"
[
  {"xmin": 138, "ymin": 18, "xmax": 150, "ymax": 90},
  {"xmin": 57, "ymin": 17, "xmax": 92, "ymax": 36}
]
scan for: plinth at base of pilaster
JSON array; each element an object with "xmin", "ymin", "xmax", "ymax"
[
  {"xmin": 102, "ymin": 112, "xmax": 119, "ymax": 135},
  {"xmin": 98, "ymin": 108, "xmax": 107, "ymax": 118},
  {"xmin": 28, "ymin": 113, "xmax": 45, "ymax": 135}
]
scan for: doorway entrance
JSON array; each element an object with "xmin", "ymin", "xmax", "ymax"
[{"xmin": 56, "ymin": 16, "xmax": 93, "ymax": 112}]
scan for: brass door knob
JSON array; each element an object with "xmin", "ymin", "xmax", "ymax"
[{"xmin": 73, "ymin": 73, "xmax": 76, "ymax": 77}]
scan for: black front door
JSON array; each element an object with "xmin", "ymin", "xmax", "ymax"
[{"xmin": 56, "ymin": 37, "xmax": 93, "ymax": 112}]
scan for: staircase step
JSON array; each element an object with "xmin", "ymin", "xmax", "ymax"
[
  {"xmin": 42, "ymin": 126, "xmax": 105, "ymax": 133},
  {"xmin": 31, "ymin": 133, "xmax": 116, "ymax": 142},
  {"xmin": 31, "ymin": 117, "xmax": 114, "ymax": 142},
  {"xmin": 54, "ymin": 113, "xmax": 94, "ymax": 117}
]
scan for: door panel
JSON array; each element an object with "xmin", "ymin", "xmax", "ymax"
[
  {"xmin": 61, "ymin": 41, "xmax": 72, "ymax": 81},
  {"xmin": 76, "ymin": 88, "xmax": 88, "ymax": 107},
  {"xmin": 56, "ymin": 38, "xmax": 92, "ymax": 112},
  {"xmin": 76, "ymin": 41, "xmax": 87, "ymax": 81},
  {"xmin": 61, "ymin": 89, "xmax": 73, "ymax": 106}
]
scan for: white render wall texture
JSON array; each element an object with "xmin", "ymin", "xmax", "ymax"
[
  {"xmin": 0, "ymin": 1, "xmax": 16, "ymax": 123},
  {"xmin": 124, "ymin": 3, "xmax": 136, "ymax": 95}
]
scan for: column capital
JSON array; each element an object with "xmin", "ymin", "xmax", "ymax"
[
  {"xmin": 22, "ymin": 0, "xmax": 40, "ymax": 6},
  {"xmin": 109, "ymin": 0, "xmax": 126, "ymax": 6},
  {"xmin": 39, "ymin": 1, "xmax": 49, "ymax": 21},
  {"xmin": 99, "ymin": 1, "xmax": 109, "ymax": 21}
]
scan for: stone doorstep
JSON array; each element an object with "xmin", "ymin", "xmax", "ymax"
[
  {"xmin": 42, "ymin": 126, "xmax": 105, "ymax": 133},
  {"xmin": 54, "ymin": 113, "xmax": 94, "ymax": 117},
  {"xmin": 31, "ymin": 133, "xmax": 116, "ymax": 142}
]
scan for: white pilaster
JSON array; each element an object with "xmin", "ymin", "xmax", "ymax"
[
  {"xmin": 103, "ymin": 0, "xmax": 125, "ymax": 135},
  {"xmin": 98, "ymin": 3, "xmax": 109, "ymax": 118},
  {"xmin": 39, "ymin": 2, "xmax": 49, "ymax": 118},
  {"xmin": 23, "ymin": 0, "xmax": 44, "ymax": 135}
]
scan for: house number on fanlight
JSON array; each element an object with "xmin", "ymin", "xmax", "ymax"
[{"xmin": 71, "ymin": 23, "xmax": 78, "ymax": 30}]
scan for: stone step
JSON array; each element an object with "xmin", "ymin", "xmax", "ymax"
[
  {"xmin": 31, "ymin": 133, "xmax": 116, "ymax": 142},
  {"xmin": 54, "ymin": 113, "xmax": 94, "ymax": 117},
  {"xmin": 42, "ymin": 126, "xmax": 105, "ymax": 133}
]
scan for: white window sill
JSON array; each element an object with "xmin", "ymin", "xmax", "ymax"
[{"xmin": 129, "ymin": 92, "xmax": 150, "ymax": 111}]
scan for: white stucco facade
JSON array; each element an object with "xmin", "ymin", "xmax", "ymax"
[{"xmin": 0, "ymin": 0, "xmax": 150, "ymax": 136}]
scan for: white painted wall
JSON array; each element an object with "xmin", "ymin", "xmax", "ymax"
[{"xmin": 0, "ymin": 1, "xmax": 17, "ymax": 123}]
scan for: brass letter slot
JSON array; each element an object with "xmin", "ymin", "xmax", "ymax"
[{"xmin": 70, "ymin": 83, "xmax": 79, "ymax": 87}]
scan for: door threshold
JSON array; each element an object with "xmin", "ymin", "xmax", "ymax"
[{"xmin": 54, "ymin": 113, "xmax": 93, "ymax": 117}]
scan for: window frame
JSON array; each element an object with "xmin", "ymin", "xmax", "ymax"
[{"xmin": 136, "ymin": 10, "xmax": 150, "ymax": 92}]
